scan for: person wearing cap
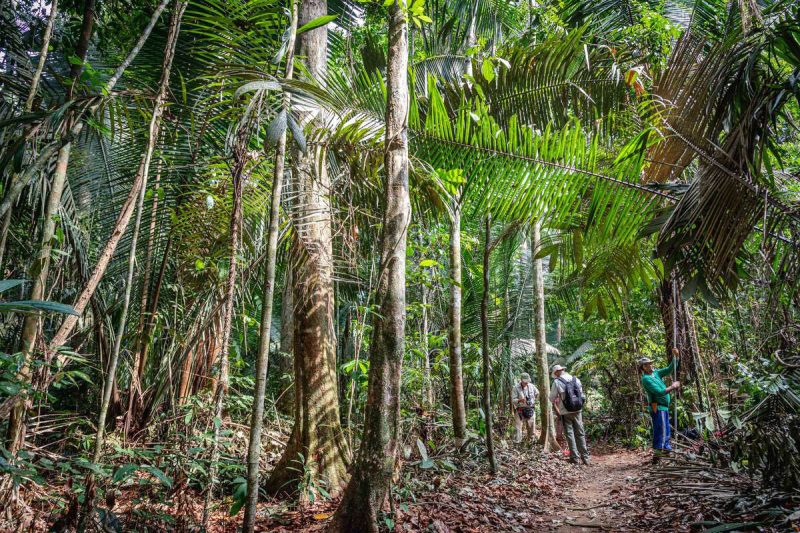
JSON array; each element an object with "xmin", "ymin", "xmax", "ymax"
[
  {"xmin": 639, "ymin": 348, "xmax": 681, "ymax": 459},
  {"xmin": 512, "ymin": 372, "xmax": 539, "ymax": 443},
  {"xmin": 549, "ymin": 364, "xmax": 590, "ymax": 465}
]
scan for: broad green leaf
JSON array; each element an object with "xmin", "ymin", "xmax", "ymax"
[
  {"xmin": 297, "ymin": 14, "xmax": 338, "ymax": 35},
  {"xmin": 416, "ymin": 438, "xmax": 428, "ymax": 462},
  {"xmin": 0, "ymin": 280, "xmax": 25, "ymax": 293},
  {"xmin": 0, "ymin": 300, "xmax": 79, "ymax": 315},
  {"xmin": 142, "ymin": 466, "xmax": 172, "ymax": 488},
  {"xmin": 112, "ymin": 464, "xmax": 140, "ymax": 484},
  {"xmin": 481, "ymin": 59, "xmax": 495, "ymax": 82}
]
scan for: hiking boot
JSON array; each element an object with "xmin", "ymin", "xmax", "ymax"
[{"xmin": 582, "ymin": 458, "xmax": 590, "ymax": 466}]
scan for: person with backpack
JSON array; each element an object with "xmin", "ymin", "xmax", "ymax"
[
  {"xmin": 639, "ymin": 349, "xmax": 681, "ymax": 461},
  {"xmin": 512, "ymin": 372, "xmax": 539, "ymax": 443},
  {"xmin": 549, "ymin": 364, "xmax": 590, "ymax": 465}
]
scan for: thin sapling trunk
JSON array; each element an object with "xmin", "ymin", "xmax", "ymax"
[{"xmin": 242, "ymin": 2, "xmax": 297, "ymax": 530}]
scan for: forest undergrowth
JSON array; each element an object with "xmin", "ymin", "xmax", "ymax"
[{"xmin": 7, "ymin": 416, "xmax": 799, "ymax": 533}]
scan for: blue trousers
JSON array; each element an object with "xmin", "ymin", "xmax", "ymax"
[{"xmin": 651, "ymin": 410, "xmax": 672, "ymax": 450}]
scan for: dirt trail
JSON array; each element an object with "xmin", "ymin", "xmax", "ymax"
[
  {"xmin": 249, "ymin": 445, "xmax": 653, "ymax": 532},
  {"xmin": 548, "ymin": 450, "xmax": 643, "ymax": 532}
]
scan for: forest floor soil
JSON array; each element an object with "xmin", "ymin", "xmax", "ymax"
[
  {"xmin": 11, "ymin": 439, "xmax": 711, "ymax": 532},
  {"xmin": 253, "ymin": 442, "xmax": 657, "ymax": 532}
]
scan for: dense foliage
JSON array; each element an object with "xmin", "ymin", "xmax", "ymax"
[{"xmin": 0, "ymin": 0, "xmax": 798, "ymax": 530}]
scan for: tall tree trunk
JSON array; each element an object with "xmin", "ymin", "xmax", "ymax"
[
  {"xmin": 448, "ymin": 204, "xmax": 467, "ymax": 446},
  {"xmin": 329, "ymin": 3, "xmax": 409, "ymax": 530},
  {"xmin": 6, "ymin": 145, "xmax": 72, "ymax": 453},
  {"xmin": 242, "ymin": 2, "xmax": 297, "ymax": 530},
  {"xmin": 532, "ymin": 222, "xmax": 558, "ymax": 451},
  {"xmin": 91, "ymin": 0, "xmax": 187, "ymax": 464},
  {"xmin": 266, "ymin": 0, "xmax": 349, "ymax": 498},
  {"xmin": 449, "ymin": 9, "xmax": 476, "ymax": 447},
  {"xmin": 481, "ymin": 216, "xmax": 498, "ymax": 473},
  {"xmin": 25, "ymin": 0, "xmax": 59, "ymax": 109}
]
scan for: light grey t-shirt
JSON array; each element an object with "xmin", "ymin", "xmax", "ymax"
[
  {"xmin": 549, "ymin": 372, "xmax": 583, "ymax": 415},
  {"xmin": 513, "ymin": 382, "xmax": 539, "ymax": 407}
]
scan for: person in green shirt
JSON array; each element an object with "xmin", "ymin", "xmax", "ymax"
[{"xmin": 639, "ymin": 348, "xmax": 681, "ymax": 460}]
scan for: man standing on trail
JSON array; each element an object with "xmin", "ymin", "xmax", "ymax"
[
  {"xmin": 639, "ymin": 349, "xmax": 681, "ymax": 461},
  {"xmin": 550, "ymin": 364, "xmax": 590, "ymax": 465},
  {"xmin": 512, "ymin": 373, "xmax": 538, "ymax": 443}
]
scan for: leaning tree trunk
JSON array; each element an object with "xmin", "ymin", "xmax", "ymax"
[
  {"xmin": 481, "ymin": 216, "xmax": 498, "ymax": 473},
  {"xmin": 242, "ymin": 2, "xmax": 297, "ymax": 530},
  {"xmin": 448, "ymin": 203, "xmax": 467, "ymax": 446},
  {"xmin": 532, "ymin": 222, "xmax": 558, "ymax": 451},
  {"xmin": 6, "ymin": 143, "xmax": 72, "ymax": 453},
  {"xmin": 92, "ymin": 0, "xmax": 187, "ymax": 465},
  {"xmin": 5, "ymin": 0, "xmax": 85, "ymax": 454},
  {"xmin": 124, "ymin": 160, "xmax": 163, "ymax": 433},
  {"xmin": 0, "ymin": 0, "xmax": 172, "ymax": 437},
  {"xmin": 328, "ymin": 3, "xmax": 409, "ymax": 531},
  {"xmin": 44, "ymin": 0, "xmax": 171, "ymax": 356},
  {"xmin": 265, "ymin": 0, "xmax": 349, "ymax": 499}
]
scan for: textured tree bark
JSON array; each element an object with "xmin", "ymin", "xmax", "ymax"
[
  {"xmin": 275, "ymin": 266, "xmax": 294, "ymax": 414},
  {"xmin": 265, "ymin": 0, "xmax": 349, "ymax": 499},
  {"xmin": 448, "ymin": 205, "xmax": 467, "ymax": 446},
  {"xmin": 242, "ymin": 2, "xmax": 297, "ymax": 530},
  {"xmin": 92, "ymin": 0, "xmax": 187, "ymax": 465},
  {"xmin": 532, "ymin": 222, "xmax": 559, "ymax": 451},
  {"xmin": 67, "ymin": 0, "xmax": 96, "ymax": 98},
  {"xmin": 481, "ymin": 216, "xmax": 498, "ymax": 473},
  {"xmin": 25, "ymin": 0, "xmax": 59, "ymax": 110},
  {"xmin": 329, "ymin": 2, "xmax": 409, "ymax": 530}
]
